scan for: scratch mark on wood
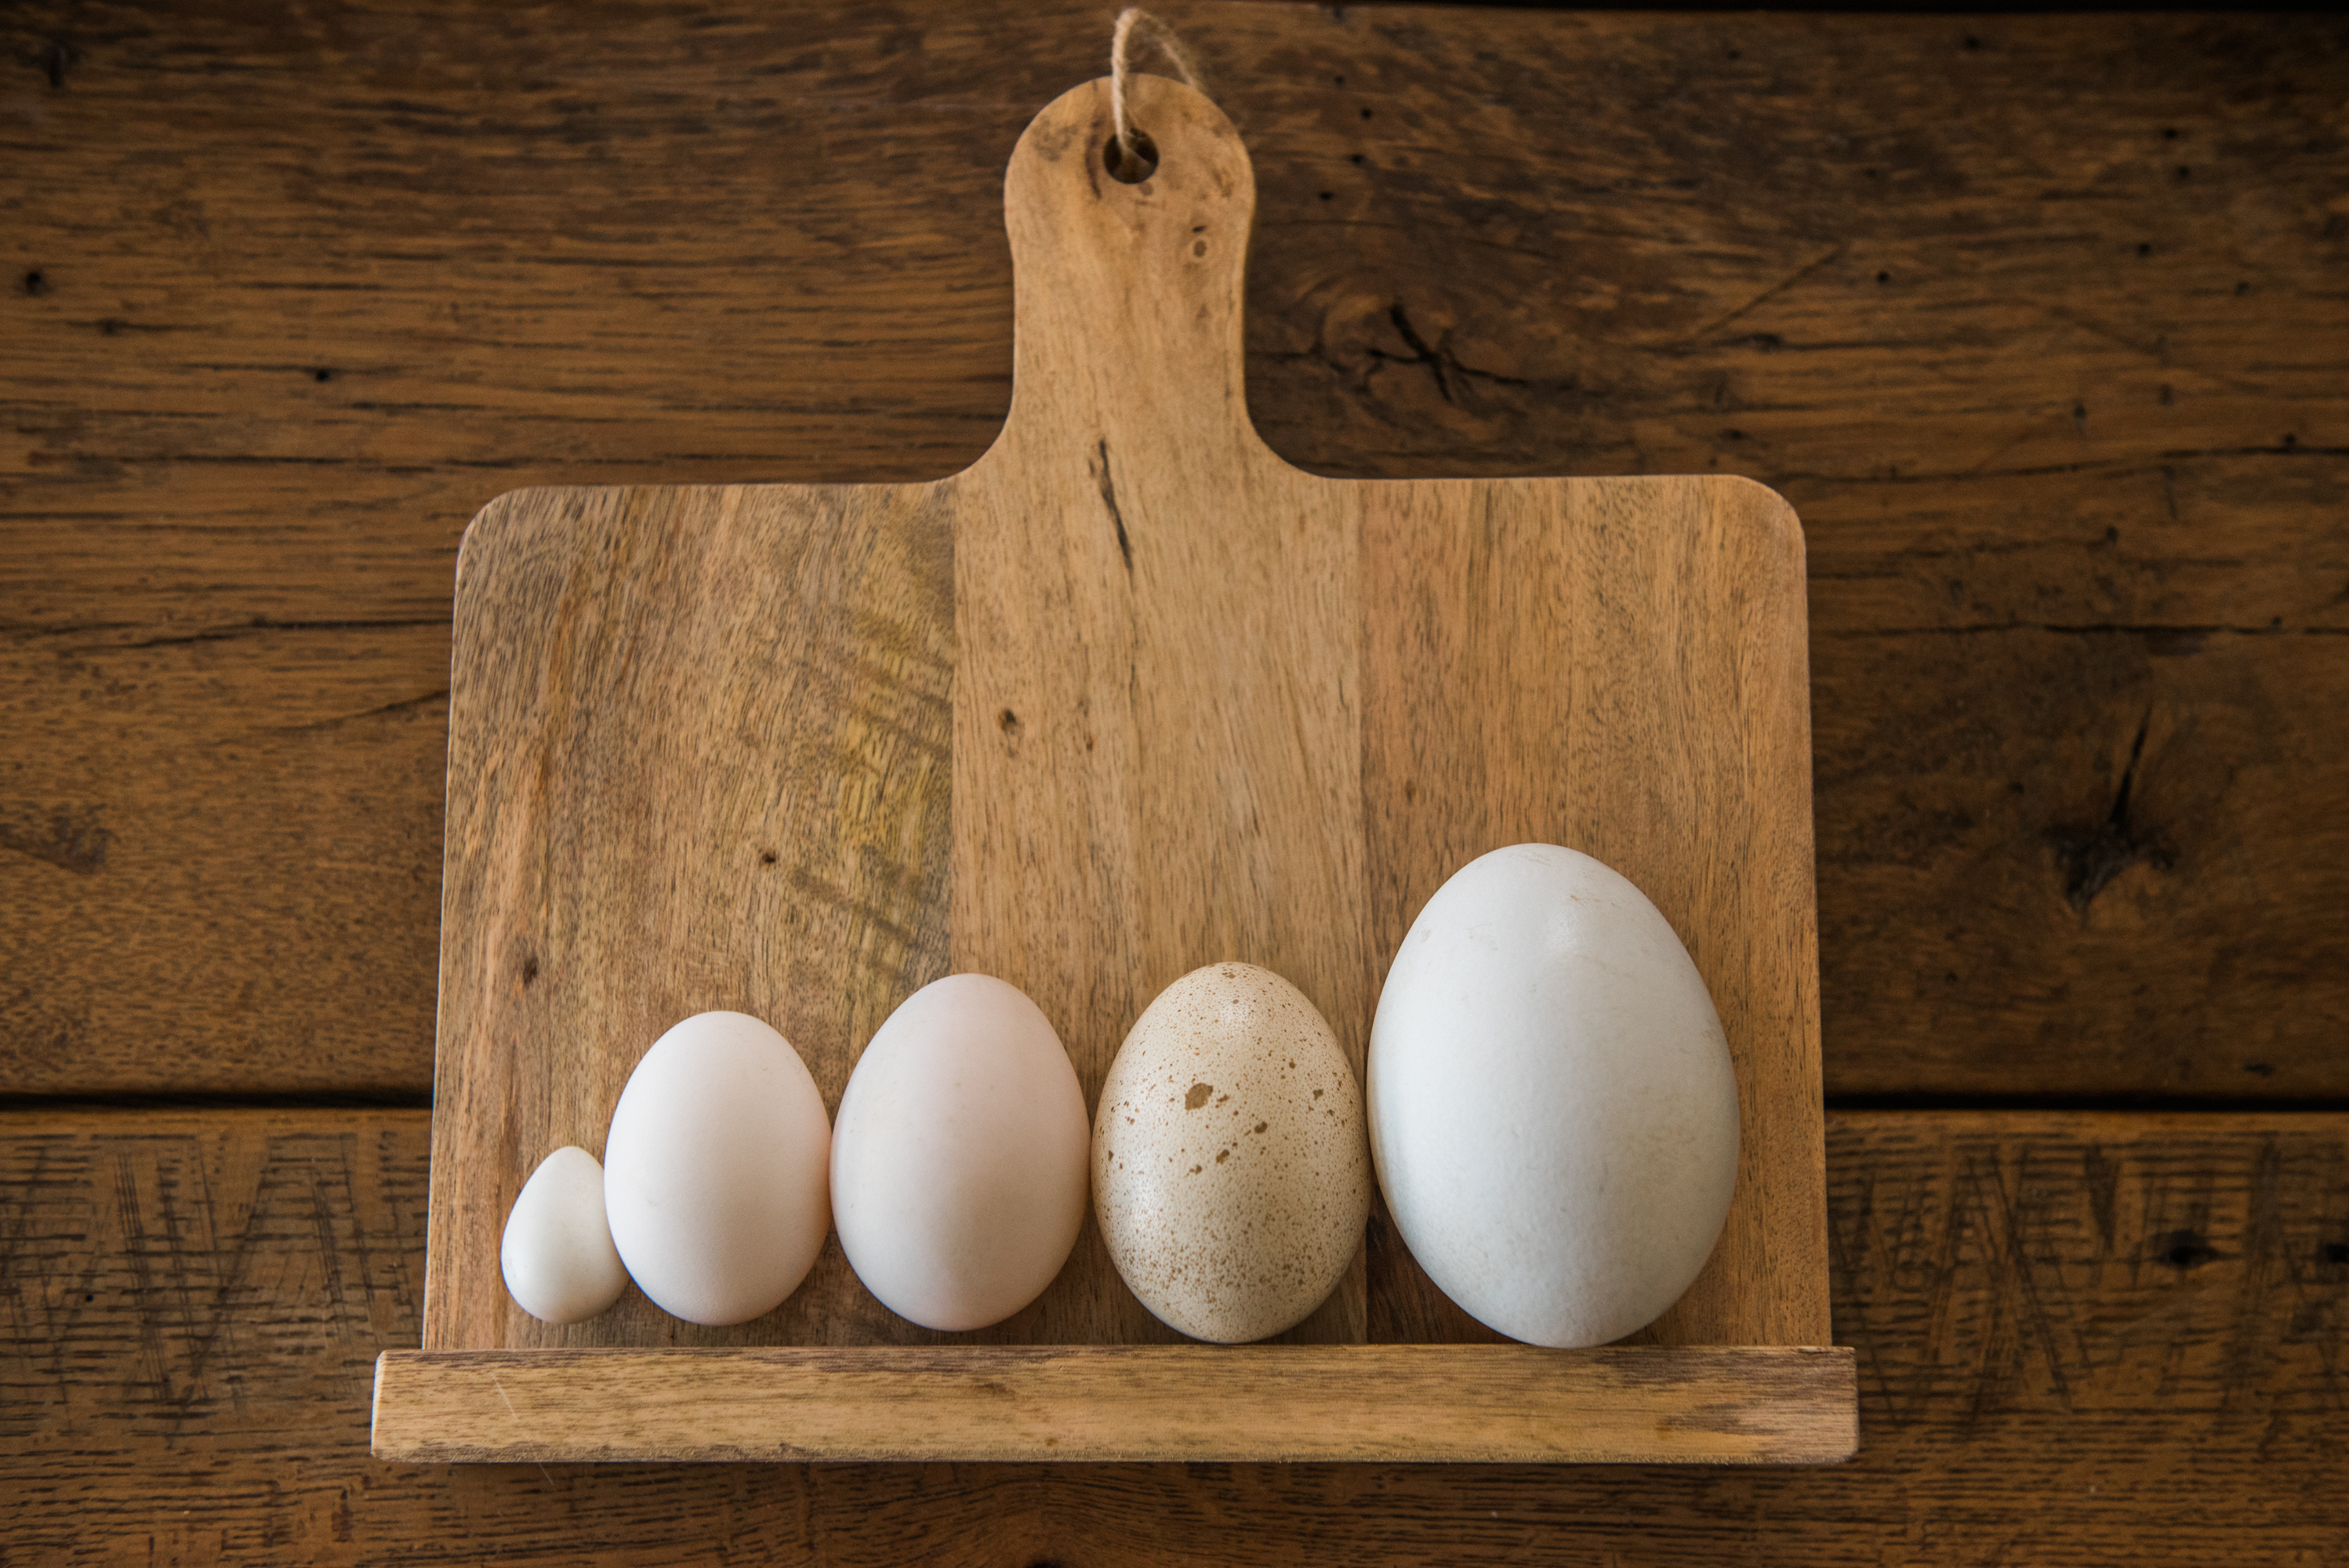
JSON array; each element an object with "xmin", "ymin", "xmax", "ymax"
[
  {"xmin": 1096, "ymin": 437, "xmax": 1133, "ymax": 575},
  {"xmin": 0, "ymin": 807, "xmax": 112, "ymax": 875}
]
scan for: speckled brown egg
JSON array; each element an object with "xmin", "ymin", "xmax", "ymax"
[{"xmin": 1091, "ymin": 961, "xmax": 1370, "ymax": 1343}]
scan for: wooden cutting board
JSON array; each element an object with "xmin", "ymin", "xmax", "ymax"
[{"xmin": 376, "ymin": 75, "xmax": 1848, "ymax": 1463}]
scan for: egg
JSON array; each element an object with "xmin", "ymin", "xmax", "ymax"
[
  {"xmin": 499, "ymin": 1145, "xmax": 629, "ymax": 1326},
  {"xmin": 601, "ymin": 1010, "xmax": 831, "ymax": 1327},
  {"xmin": 1093, "ymin": 962, "xmax": 1369, "ymax": 1343},
  {"xmin": 831, "ymin": 974, "xmax": 1089, "ymax": 1331},
  {"xmin": 1367, "ymin": 843, "xmax": 1741, "ymax": 1348}
]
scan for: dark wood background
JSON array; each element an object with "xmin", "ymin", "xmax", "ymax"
[{"xmin": 3, "ymin": 2, "xmax": 2343, "ymax": 1561}]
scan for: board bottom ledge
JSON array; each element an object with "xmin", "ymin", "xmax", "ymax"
[{"xmin": 372, "ymin": 1341, "xmax": 1857, "ymax": 1464}]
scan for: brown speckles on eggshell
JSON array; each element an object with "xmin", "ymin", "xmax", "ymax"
[{"xmin": 1089, "ymin": 960, "xmax": 1371, "ymax": 1344}]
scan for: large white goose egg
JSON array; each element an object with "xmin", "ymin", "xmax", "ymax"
[
  {"xmin": 831, "ymin": 974, "xmax": 1089, "ymax": 1331},
  {"xmin": 1367, "ymin": 844, "xmax": 1740, "ymax": 1348},
  {"xmin": 601, "ymin": 1010, "xmax": 831, "ymax": 1327}
]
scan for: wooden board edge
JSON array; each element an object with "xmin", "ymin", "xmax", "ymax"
[{"xmin": 371, "ymin": 1344, "xmax": 1857, "ymax": 1465}]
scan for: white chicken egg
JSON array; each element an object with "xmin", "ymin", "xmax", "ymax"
[
  {"xmin": 1367, "ymin": 843, "xmax": 1741, "ymax": 1348},
  {"xmin": 831, "ymin": 973, "xmax": 1089, "ymax": 1331},
  {"xmin": 499, "ymin": 1145, "xmax": 629, "ymax": 1326},
  {"xmin": 601, "ymin": 1010, "xmax": 831, "ymax": 1327},
  {"xmin": 1093, "ymin": 961, "xmax": 1369, "ymax": 1344}
]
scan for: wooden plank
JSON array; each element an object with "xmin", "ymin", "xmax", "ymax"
[
  {"xmin": 371, "ymin": 1345, "xmax": 1856, "ymax": 1465},
  {"xmin": 5, "ymin": 4, "xmax": 2345, "ymax": 1099},
  {"xmin": 1815, "ymin": 626, "xmax": 2349, "ymax": 1097},
  {"xmin": 0, "ymin": 621, "xmax": 449, "ymax": 1091},
  {"xmin": 7, "ymin": 1108, "xmax": 2347, "ymax": 1562}
]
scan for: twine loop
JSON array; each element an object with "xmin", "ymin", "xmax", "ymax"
[{"xmin": 1109, "ymin": 8, "xmax": 1207, "ymax": 180}]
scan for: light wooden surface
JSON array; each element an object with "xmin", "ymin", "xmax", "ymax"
[
  {"xmin": 1360, "ymin": 473, "xmax": 1824, "ymax": 1349},
  {"xmin": 951, "ymin": 75, "xmax": 1374, "ymax": 1347},
  {"xmin": 9, "ymin": 1108, "xmax": 2345, "ymax": 1562},
  {"xmin": 419, "ymin": 74, "xmax": 1828, "ymax": 1430},
  {"xmin": 424, "ymin": 480, "xmax": 957, "ymax": 1352},
  {"xmin": 6, "ymin": 5, "xmax": 2343, "ymax": 1103},
  {"xmin": 370, "ymin": 1344, "xmax": 1856, "ymax": 1464}
]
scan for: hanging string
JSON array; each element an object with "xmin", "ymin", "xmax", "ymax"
[{"xmin": 1109, "ymin": 9, "xmax": 1209, "ymax": 176}]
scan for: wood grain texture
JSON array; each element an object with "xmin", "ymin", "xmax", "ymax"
[
  {"xmin": 950, "ymin": 76, "xmax": 1373, "ymax": 1348},
  {"xmin": 423, "ymin": 481, "xmax": 954, "ymax": 1353},
  {"xmin": 372, "ymin": 1345, "xmax": 1857, "ymax": 1465},
  {"xmin": 418, "ymin": 78, "xmax": 1826, "ymax": 1417},
  {"xmin": 4, "ymin": 3, "xmax": 2344, "ymax": 1098},
  {"xmin": 1360, "ymin": 474, "xmax": 1824, "ymax": 1350},
  {"xmin": 9, "ymin": 1109, "xmax": 2345, "ymax": 1562}
]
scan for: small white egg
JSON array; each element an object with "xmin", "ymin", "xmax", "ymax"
[
  {"xmin": 601, "ymin": 1010, "xmax": 832, "ymax": 1327},
  {"xmin": 499, "ymin": 1145, "xmax": 629, "ymax": 1326},
  {"xmin": 1368, "ymin": 843, "xmax": 1741, "ymax": 1348},
  {"xmin": 831, "ymin": 973, "xmax": 1089, "ymax": 1331},
  {"xmin": 1093, "ymin": 962, "xmax": 1370, "ymax": 1343}
]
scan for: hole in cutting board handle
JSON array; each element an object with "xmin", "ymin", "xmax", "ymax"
[{"xmin": 1103, "ymin": 127, "xmax": 1160, "ymax": 183}]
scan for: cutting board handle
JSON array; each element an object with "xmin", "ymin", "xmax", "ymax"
[{"xmin": 982, "ymin": 74, "xmax": 1276, "ymax": 477}]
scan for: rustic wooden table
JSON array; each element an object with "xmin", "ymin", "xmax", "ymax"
[{"xmin": 4, "ymin": 2, "xmax": 2344, "ymax": 1561}]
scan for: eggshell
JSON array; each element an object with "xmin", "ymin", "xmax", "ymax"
[
  {"xmin": 602, "ymin": 1010, "xmax": 831, "ymax": 1327},
  {"xmin": 832, "ymin": 974, "xmax": 1089, "ymax": 1331},
  {"xmin": 499, "ymin": 1145, "xmax": 629, "ymax": 1326},
  {"xmin": 1368, "ymin": 843, "xmax": 1741, "ymax": 1348},
  {"xmin": 1093, "ymin": 962, "xmax": 1369, "ymax": 1343}
]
